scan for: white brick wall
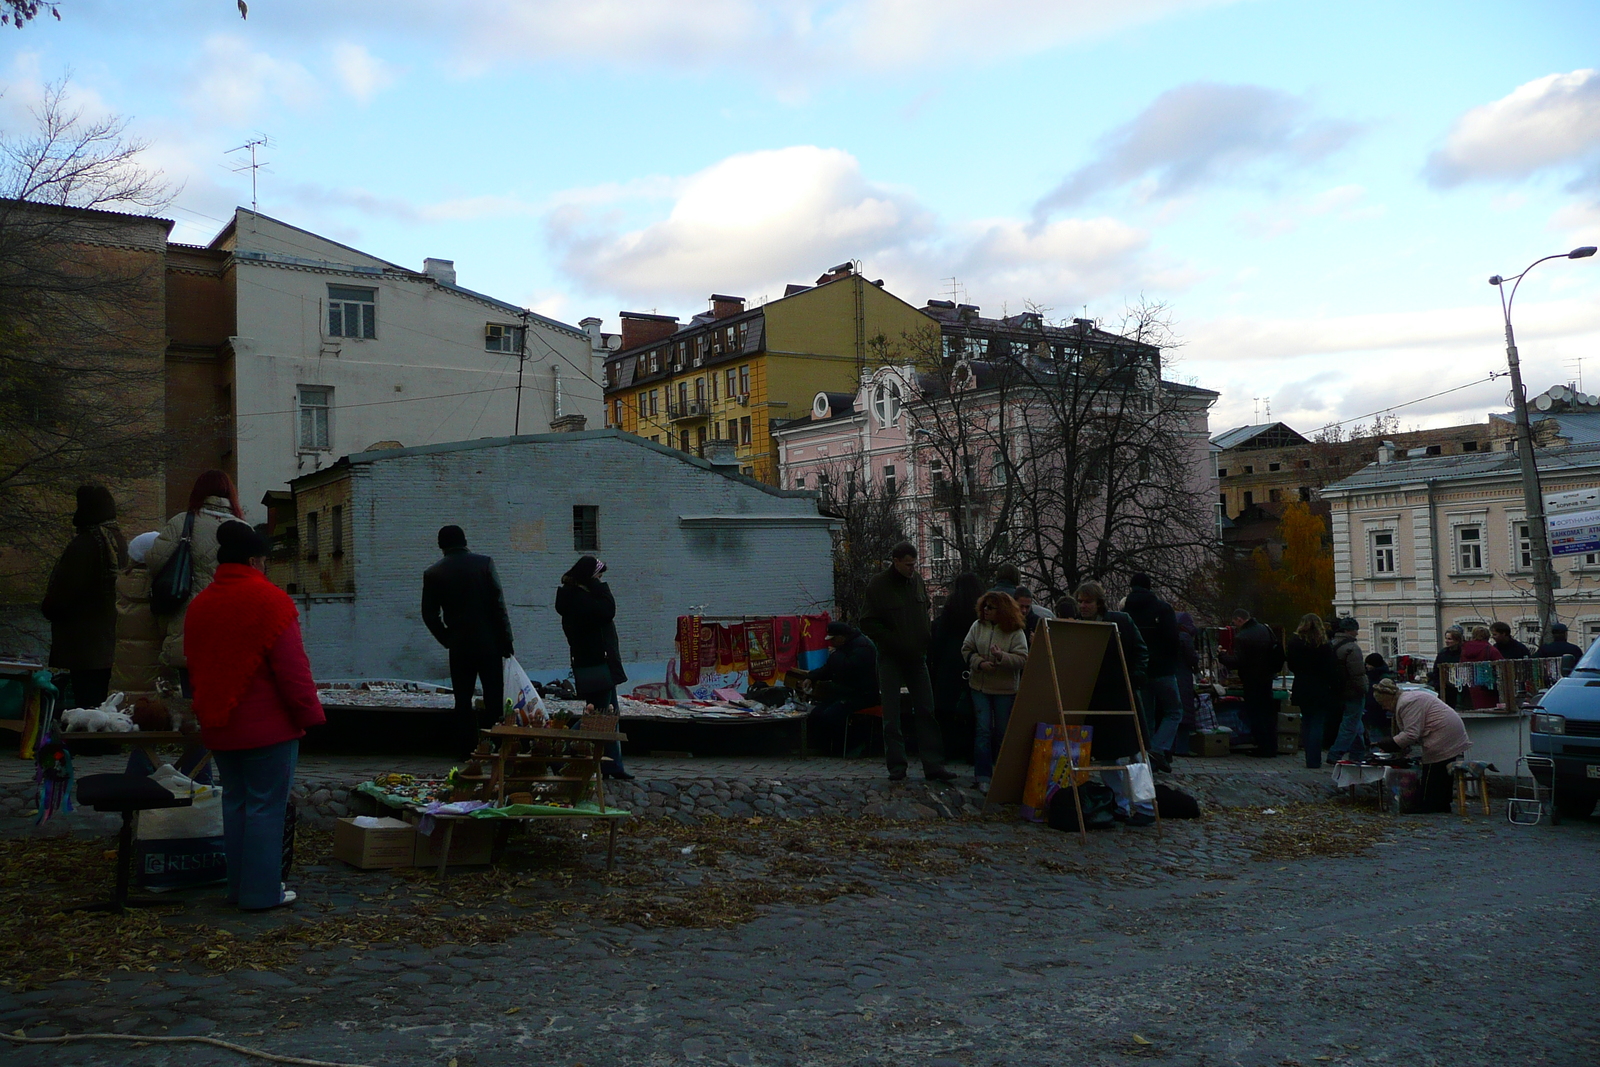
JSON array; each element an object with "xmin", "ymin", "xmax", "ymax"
[{"xmin": 297, "ymin": 430, "xmax": 835, "ymax": 682}]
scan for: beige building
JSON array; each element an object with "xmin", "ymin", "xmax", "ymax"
[{"xmin": 1322, "ymin": 397, "xmax": 1600, "ymax": 658}]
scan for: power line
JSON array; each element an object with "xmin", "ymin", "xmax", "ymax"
[
  {"xmin": 237, "ymin": 385, "xmax": 515, "ymax": 419},
  {"xmin": 1319, "ymin": 374, "xmax": 1500, "ymax": 432}
]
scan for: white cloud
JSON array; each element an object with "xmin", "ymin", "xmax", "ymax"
[
  {"xmin": 1191, "ymin": 296, "xmax": 1600, "ymax": 432},
  {"xmin": 1426, "ymin": 69, "xmax": 1600, "ymax": 187},
  {"xmin": 1035, "ymin": 82, "xmax": 1359, "ymax": 215},
  {"xmin": 1233, "ymin": 184, "xmax": 1382, "ymax": 238},
  {"xmin": 550, "ymin": 146, "xmax": 933, "ymax": 302},
  {"xmin": 945, "ymin": 216, "xmax": 1177, "ymax": 311},
  {"xmin": 331, "ymin": 43, "xmax": 397, "ymax": 104},
  {"xmin": 188, "ymin": 35, "xmax": 317, "ymax": 125}
]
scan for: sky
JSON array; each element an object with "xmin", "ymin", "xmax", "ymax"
[{"xmin": 3, "ymin": 0, "xmax": 1598, "ymax": 435}]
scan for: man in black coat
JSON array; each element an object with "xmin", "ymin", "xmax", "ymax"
[
  {"xmin": 1536, "ymin": 623, "xmax": 1584, "ymax": 676},
  {"xmin": 422, "ymin": 525, "xmax": 514, "ymax": 757},
  {"xmin": 805, "ymin": 622, "xmax": 880, "ymax": 755},
  {"xmin": 1490, "ymin": 621, "xmax": 1531, "ymax": 660},
  {"xmin": 554, "ymin": 555, "xmax": 632, "ymax": 779},
  {"xmin": 861, "ymin": 542, "xmax": 955, "ymax": 782},
  {"xmin": 1122, "ymin": 573, "xmax": 1184, "ymax": 759},
  {"xmin": 1219, "ymin": 607, "xmax": 1284, "ymax": 757}
]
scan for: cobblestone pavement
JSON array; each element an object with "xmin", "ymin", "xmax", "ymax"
[{"xmin": 4, "ymin": 782, "xmax": 1599, "ymax": 1067}]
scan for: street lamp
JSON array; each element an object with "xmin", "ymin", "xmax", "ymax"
[{"xmin": 1489, "ymin": 246, "xmax": 1597, "ymax": 645}]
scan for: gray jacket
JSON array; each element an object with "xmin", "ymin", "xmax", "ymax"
[{"xmin": 1330, "ymin": 633, "xmax": 1365, "ymax": 699}]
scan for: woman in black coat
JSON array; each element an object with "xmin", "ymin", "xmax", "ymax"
[
  {"xmin": 554, "ymin": 555, "xmax": 632, "ymax": 780},
  {"xmin": 927, "ymin": 572, "xmax": 986, "ymax": 763},
  {"xmin": 1285, "ymin": 613, "xmax": 1339, "ymax": 769},
  {"xmin": 40, "ymin": 486, "xmax": 127, "ymax": 709}
]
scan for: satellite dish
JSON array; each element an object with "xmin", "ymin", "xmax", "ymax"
[
  {"xmin": 1536, "ymin": 394, "xmax": 1555, "ymax": 411},
  {"xmin": 1554, "ymin": 385, "xmax": 1572, "ymax": 402}
]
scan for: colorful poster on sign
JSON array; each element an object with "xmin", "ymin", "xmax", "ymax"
[{"xmin": 772, "ymin": 616, "xmax": 800, "ymax": 675}]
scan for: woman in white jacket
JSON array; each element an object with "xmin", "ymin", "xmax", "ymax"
[
  {"xmin": 145, "ymin": 469, "xmax": 246, "ymax": 693},
  {"xmin": 962, "ymin": 591, "xmax": 1030, "ymax": 789}
]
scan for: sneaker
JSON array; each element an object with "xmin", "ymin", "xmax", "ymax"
[{"xmin": 243, "ymin": 889, "xmax": 296, "ymax": 912}]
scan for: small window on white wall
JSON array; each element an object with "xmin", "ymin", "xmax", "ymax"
[
  {"xmin": 1372, "ymin": 530, "xmax": 1396, "ymax": 574},
  {"xmin": 1455, "ymin": 525, "xmax": 1485, "ymax": 572},
  {"xmin": 298, "ymin": 386, "xmax": 331, "ymax": 451},
  {"xmin": 1514, "ymin": 522, "xmax": 1534, "ymax": 570}
]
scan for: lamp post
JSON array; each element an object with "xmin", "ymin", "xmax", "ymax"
[{"xmin": 1489, "ymin": 245, "xmax": 1597, "ymax": 645}]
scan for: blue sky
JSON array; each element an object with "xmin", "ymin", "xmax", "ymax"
[{"xmin": 5, "ymin": 0, "xmax": 1598, "ymax": 432}]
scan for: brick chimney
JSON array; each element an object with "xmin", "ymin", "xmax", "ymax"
[
  {"xmin": 423, "ymin": 258, "xmax": 456, "ymax": 286},
  {"xmin": 549, "ymin": 414, "xmax": 587, "ymax": 433},
  {"xmin": 710, "ymin": 294, "xmax": 746, "ymax": 320},
  {"xmin": 619, "ymin": 311, "xmax": 679, "ymax": 352},
  {"xmin": 814, "ymin": 261, "xmax": 855, "ymax": 285}
]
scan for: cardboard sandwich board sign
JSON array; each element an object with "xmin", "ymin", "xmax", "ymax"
[{"xmin": 986, "ymin": 618, "xmax": 1147, "ymax": 808}]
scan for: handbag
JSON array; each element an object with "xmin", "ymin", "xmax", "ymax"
[
  {"xmin": 150, "ymin": 511, "xmax": 196, "ymax": 616},
  {"xmin": 1048, "ymin": 781, "xmax": 1117, "ymax": 832},
  {"xmin": 572, "ymin": 662, "xmax": 613, "ymax": 697}
]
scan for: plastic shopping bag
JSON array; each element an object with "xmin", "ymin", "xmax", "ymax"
[
  {"xmin": 502, "ymin": 656, "xmax": 545, "ymax": 725},
  {"xmin": 1126, "ymin": 760, "xmax": 1157, "ymax": 803},
  {"xmin": 136, "ymin": 763, "xmax": 226, "ymax": 890}
]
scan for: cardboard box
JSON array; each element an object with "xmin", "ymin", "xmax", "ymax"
[
  {"xmin": 1277, "ymin": 731, "xmax": 1302, "ymax": 752},
  {"xmin": 408, "ymin": 815, "xmax": 496, "ymax": 868},
  {"xmin": 333, "ymin": 817, "xmax": 415, "ymax": 869},
  {"xmin": 1277, "ymin": 711, "xmax": 1302, "ymax": 731},
  {"xmin": 1189, "ymin": 732, "xmax": 1230, "ymax": 757}
]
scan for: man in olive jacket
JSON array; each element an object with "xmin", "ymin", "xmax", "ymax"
[{"xmin": 860, "ymin": 542, "xmax": 956, "ymax": 782}]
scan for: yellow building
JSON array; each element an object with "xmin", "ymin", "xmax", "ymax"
[{"xmin": 602, "ymin": 265, "xmax": 936, "ymax": 483}]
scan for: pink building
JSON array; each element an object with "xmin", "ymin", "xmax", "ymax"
[{"xmin": 773, "ymin": 304, "xmax": 1219, "ymax": 607}]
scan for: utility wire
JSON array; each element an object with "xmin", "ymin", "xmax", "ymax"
[
  {"xmin": 238, "ymin": 385, "xmax": 515, "ymax": 418},
  {"xmin": 1318, "ymin": 374, "xmax": 1500, "ymax": 432}
]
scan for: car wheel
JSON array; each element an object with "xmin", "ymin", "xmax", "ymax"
[{"xmin": 1554, "ymin": 795, "xmax": 1595, "ymax": 821}]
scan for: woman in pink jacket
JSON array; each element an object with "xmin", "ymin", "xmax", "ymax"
[
  {"xmin": 1372, "ymin": 678, "xmax": 1471, "ymax": 814},
  {"xmin": 186, "ymin": 522, "xmax": 324, "ymax": 910}
]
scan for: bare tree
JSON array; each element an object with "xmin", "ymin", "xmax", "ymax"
[
  {"xmin": 886, "ymin": 298, "xmax": 1217, "ymax": 609},
  {"xmin": 812, "ymin": 456, "xmax": 907, "ymax": 625},
  {"xmin": 0, "ymin": 81, "xmax": 180, "ymax": 624}
]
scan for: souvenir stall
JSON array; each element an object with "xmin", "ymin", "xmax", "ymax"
[
  {"xmin": 347, "ymin": 695, "xmax": 630, "ymax": 877},
  {"xmin": 2, "ymin": 658, "xmax": 57, "ymax": 759},
  {"xmin": 1430, "ymin": 656, "xmax": 1560, "ymax": 772}
]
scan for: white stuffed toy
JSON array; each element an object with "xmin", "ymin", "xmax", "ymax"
[{"xmin": 60, "ymin": 692, "xmax": 137, "ymax": 733}]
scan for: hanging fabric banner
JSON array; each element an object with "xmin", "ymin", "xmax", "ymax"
[
  {"xmin": 799, "ymin": 614, "xmax": 832, "ymax": 671},
  {"xmin": 699, "ymin": 622, "xmax": 719, "ymax": 669},
  {"xmin": 772, "ymin": 616, "xmax": 801, "ymax": 675},
  {"xmin": 746, "ymin": 619, "xmax": 776, "ymax": 682},
  {"xmin": 676, "ymin": 615, "xmax": 702, "ymax": 687}
]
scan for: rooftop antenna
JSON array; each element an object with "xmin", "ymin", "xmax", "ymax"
[
  {"xmin": 1253, "ymin": 396, "xmax": 1262, "ymax": 421},
  {"xmin": 226, "ymin": 136, "xmax": 272, "ymax": 213},
  {"xmin": 1569, "ymin": 355, "xmax": 1585, "ymax": 392},
  {"xmin": 945, "ymin": 277, "xmax": 965, "ymax": 304},
  {"xmin": 1264, "ymin": 397, "xmax": 1271, "ymax": 420}
]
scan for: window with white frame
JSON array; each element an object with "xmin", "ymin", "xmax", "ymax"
[
  {"xmin": 297, "ymin": 386, "xmax": 331, "ymax": 451},
  {"xmin": 1371, "ymin": 530, "xmax": 1396, "ymax": 574},
  {"xmin": 930, "ymin": 525, "xmax": 947, "ymax": 560},
  {"xmin": 1374, "ymin": 621, "xmax": 1399, "ymax": 659},
  {"xmin": 1586, "ymin": 621, "xmax": 1600, "ymax": 649},
  {"xmin": 1518, "ymin": 619, "xmax": 1540, "ymax": 647},
  {"xmin": 871, "ymin": 379, "xmax": 903, "ymax": 427},
  {"xmin": 1455, "ymin": 524, "xmax": 1485, "ymax": 572},
  {"xmin": 326, "ymin": 285, "xmax": 375, "ymax": 339},
  {"xmin": 883, "ymin": 464, "xmax": 897, "ymax": 495},
  {"xmin": 992, "ymin": 450, "xmax": 1008, "ymax": 486},
  {"xmin": 485, "ymin": 323, "xmax": 525, "ymax": 353},
  {"xmin": 1514, "ymin": 521, "xmax": 1534, "ymax": 571}
]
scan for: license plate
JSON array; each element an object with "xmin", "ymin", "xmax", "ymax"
[{"xmin": 1587, "ymin": 766, "xmax": 1600, "ymax": 779}]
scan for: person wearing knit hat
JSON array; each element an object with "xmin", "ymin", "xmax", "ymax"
[
  {"xmin": 41, "ymin": 485, "xmax": 127, "ymax": 709},
  {"xmin": 422, "ymin": 525, "xmax": 516, "ymax": 759},
  {"xmin": 187, "ymin": 520, "xmax": 325, "ymax": 909}
]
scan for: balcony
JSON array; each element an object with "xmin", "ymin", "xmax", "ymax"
[{"xmin": 667, "ymin": 399, "xmax": 712, "ymax": 422}]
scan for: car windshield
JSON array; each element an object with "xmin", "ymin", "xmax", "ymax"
[{"xmin": 1575, "ymin": 641, "xmax": 1600, "ymax": 673}]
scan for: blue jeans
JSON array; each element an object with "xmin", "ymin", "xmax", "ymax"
[
  {"xmin": 971, "ymin": 691, "xmax": 1015, "ymax": 780},
  {"xmin": 212, "ymin": 739, "xmax": 298, "ymax": 909},
  {"xmin": 1329, "ymin": 697, "xmax": 1368, "ymax": 760},
  {"xmin": 1143, "ymin": 674, "xmax": 1184, "ymax": 755}
]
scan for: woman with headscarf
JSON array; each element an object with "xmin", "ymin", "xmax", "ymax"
[
  {"xmin": 962, "ymin": 590, "xmax": 1030, "ymax": 789},
  {"xmin": 146, "ymin": 470, "xmax": 246, "ymax": 694},
  {"xmin": 927, "ymin": 572, "xmax": 986, "ymax": 764},
  {"xmin": 40, "ymin": 485, "xmax": 127, "ymax": 709},
  {"xmin": 555, "ymin": 555, "xmax": 633, "ymax": 780},
  {"xmin": 186, "ymin": 522, "xmax": 324, "ymax": 910},
  {"xmin": 1371, "ymin": 678, "xmax": 1471, "ymax": 813}
]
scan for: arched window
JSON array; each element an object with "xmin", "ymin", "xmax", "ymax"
[{"xmin": 871, "ymin": 378, "xmax": 903, "ymax": 427}]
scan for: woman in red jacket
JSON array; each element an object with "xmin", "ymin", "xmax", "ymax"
[{"xmin": 186, "ymin": 522, "xmax": 324, "ymax": 910}]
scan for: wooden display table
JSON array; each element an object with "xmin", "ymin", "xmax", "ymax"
[{"xmin": 56, "ymin": 731, "xmax": 200, "ymax": 770}]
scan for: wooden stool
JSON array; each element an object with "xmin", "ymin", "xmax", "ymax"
[{"xmin": 1451, "ymin": 759, "xmax": 1493, "ymax": 817}]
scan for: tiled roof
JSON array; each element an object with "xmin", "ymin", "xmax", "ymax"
[{"xmin": 1321, "ymin": 441, "xmax": 1600, "ymax": 494}]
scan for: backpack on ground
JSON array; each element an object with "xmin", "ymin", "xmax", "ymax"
[
  {"xmin": 1155, "ymin": 782, "xmax": 1201, "ymax": 819},
  {"xmin": 1047, "ymin": 781, "xmax": 1117, "ymax": 832}
]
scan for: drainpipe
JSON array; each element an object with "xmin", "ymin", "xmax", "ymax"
[
  {"xmin": 551, "ymin": 365, "xmax": 563, "ymax": 419},
  {"xmin": 1427, "ymin": 478, "xmax": 1443, "ymax": 648}
]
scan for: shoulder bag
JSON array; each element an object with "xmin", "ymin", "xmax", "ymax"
[{"xmin": 151, "ymin": 511, "xmax": 197, "ymax": 616}]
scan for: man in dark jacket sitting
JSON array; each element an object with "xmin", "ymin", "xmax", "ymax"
[
  {"xmin": 422, "ymin": 525, "xmax": 514, "ymax": 757},
  {"xmin": 805, "ymin": 622, "xmax": 880, "ymax": 755}
]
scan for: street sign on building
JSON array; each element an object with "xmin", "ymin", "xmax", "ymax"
[{"xmin": 1545, "ymin": 488, "xmax": 1600, "ymax": 556}]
